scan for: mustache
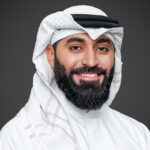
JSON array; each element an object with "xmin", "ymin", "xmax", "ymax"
[{"xmin": 70, "ymin": 66, "xmax": 106, "ymax": 75}]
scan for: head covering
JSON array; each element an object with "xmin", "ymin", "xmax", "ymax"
[{"xmin": 32, "ymin": 5, "xmax": 123, "ymax": 106}]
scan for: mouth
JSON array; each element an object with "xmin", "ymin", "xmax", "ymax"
[{"xmin": 73, "ymin": 72, "xmax": 104, "ymax": 84}]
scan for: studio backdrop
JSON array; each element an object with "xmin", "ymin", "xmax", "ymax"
[{"xmin": 0, "ymin": 0, "xmax": 150, "ymax": 129}]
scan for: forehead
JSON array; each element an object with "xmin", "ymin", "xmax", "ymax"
[{"xmin": 58, "ymin": 33, "xmax": 113, "ymax": 45}]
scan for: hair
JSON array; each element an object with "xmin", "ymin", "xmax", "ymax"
[{"xmin": 53, "ymin": 40, "xmax": 60, "ymax": 53}]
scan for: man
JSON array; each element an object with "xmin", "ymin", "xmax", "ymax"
[{"xmin": 0, "ymin": 5, "xmax": 150, "ymax": 150}]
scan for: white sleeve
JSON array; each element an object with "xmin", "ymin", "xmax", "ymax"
[
  {"xmin": 0, "ymin": 123, "xmax": 17, "ymax": 150},
  {"xmin": 144, "ymin": 125, "xmax": 150, "ymax": 149},
  {"xmin": 138, "ymin": 123, "xmax": 150, "ymax": 150},
  {"xmin": 0, "ymin": 117, "xmax": 35, "ymax": 150}
]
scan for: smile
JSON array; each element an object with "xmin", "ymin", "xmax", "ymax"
[
  {"xmin": 80, "ymin": 73, "xmax": 98, "ymax": 77},
  {"xmin": 73, "ymin": 72, "xmax": 104, "ymax": 82}
]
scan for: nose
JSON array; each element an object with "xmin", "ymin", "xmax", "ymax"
[{"xmin": 81, "ymin": 47, "xmax": 99, "ymax": 67}]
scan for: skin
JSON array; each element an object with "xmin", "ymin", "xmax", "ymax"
[{"xmin": 46, "ymin": 33, "xmax": 115, "ymax": 85}]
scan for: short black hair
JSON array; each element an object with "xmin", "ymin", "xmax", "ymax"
[{"xmin": 53, "ymin": 40, "xmax": 60, "ymax": 52}]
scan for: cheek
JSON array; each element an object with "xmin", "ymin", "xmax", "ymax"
[
  {"xmin": 98, "ymin": 54, "xmax": 114, "ymax": 74},
  {"xmin": 56, "ymin": 51, "xmax": 80, "ymax": 73}
]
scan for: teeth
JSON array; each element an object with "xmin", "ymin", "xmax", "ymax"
[{"xmin": 81, "ymin": 74, "xmax": 98, "ymax": 77}]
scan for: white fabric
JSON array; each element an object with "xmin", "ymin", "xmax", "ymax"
[{"xmin": 0, "ymin": 5, "xmax": 150, "ymax": 150}]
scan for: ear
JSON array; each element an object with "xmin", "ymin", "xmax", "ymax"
[{"xmin": 46, "ymin": 44, "xmax": 55, "ymax": 69}]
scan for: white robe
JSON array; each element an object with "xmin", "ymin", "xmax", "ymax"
[
  {"xmin": 0, "ymin": 5, "xmax": 150, "ymax": 150},
  {"xmin": 0, "ymin": 76, "xmax": 150, "ymax": 150}
]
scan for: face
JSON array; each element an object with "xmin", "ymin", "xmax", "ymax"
[
  {"xmin": 47, "ymin": 33, "xmax": 115, "ymax": 84},
  {"xmin": 46, "ymin": 33, "xmax": 115, "ymax": 110}
]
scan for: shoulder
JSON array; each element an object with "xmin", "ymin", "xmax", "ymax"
[
  {"xmin": 0, "ymin": 108, "xmax": 34, "ymax": 150},
  {"xmin": 107, "ymin": 107, "xmax": 150, "ymax": 146},
  {"xmin": 109, "ymin": 107, "xmax": 149, "ymax": 130}
]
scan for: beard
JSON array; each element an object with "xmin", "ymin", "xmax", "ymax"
[{"xmin": 54, "ymin": 56, "xmax": 114, "ymax": 110}]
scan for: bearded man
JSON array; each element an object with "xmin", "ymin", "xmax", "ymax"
[{"xmin": 0, "ymin": 5, "xmax": 150, "ymax": 150}]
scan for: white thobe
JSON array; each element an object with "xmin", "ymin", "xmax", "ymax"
[{"xmin": 0, "ymin": 78, "xmax": 150, "ymax": 150}]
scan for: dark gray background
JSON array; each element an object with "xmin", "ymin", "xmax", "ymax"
[{"xmin": 0, "ymin": 0, "xmax": 150, "ymax": 129}]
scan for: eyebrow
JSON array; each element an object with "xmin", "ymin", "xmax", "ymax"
[
  {"xmin": 66, "ymin": 37, "xmax": 111, "ymax": 45},
  {"xmin": 66, "ymin": 37, "xmax": 85, "ymax": 44},
  {"xmin": 96, "ymin": 38, "xmax": 111, "ymax": 44}
]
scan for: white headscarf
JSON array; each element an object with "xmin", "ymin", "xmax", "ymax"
[{"xmin": 32, "ymin": 5, "xmax": 124, "ymax": 107}]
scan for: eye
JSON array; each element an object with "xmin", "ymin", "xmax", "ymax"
[
  {"xmin": 70, "ymin": 46, "xmax": 81, "ymax": 51},
  {"xmin": 97, "ymin": 47, "xmax": 108, "ymax": 52}
]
